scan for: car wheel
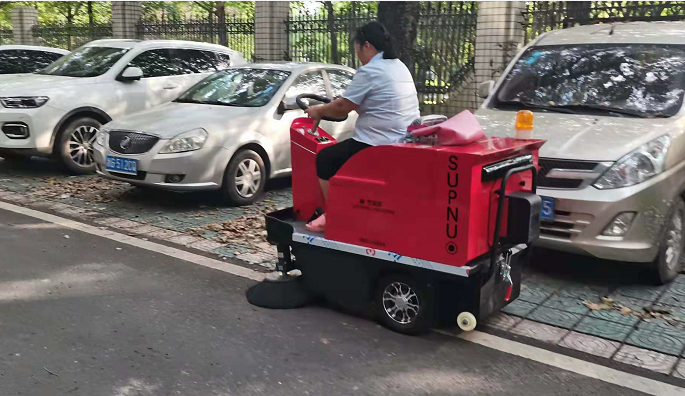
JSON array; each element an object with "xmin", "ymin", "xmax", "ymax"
[
  {"xmin": 375, "ymin": 274, "xmax": 433, "ymax": 335},
  {"xmin": 56, "ymin": 117, "xmax": 101, "ymax": 175},
  {"xmin": 655, "ymin": 198, "xmax": 685, "ymax": 284},
  {"xmin": 223, "ymin": 149, "xmax": 266, "ymax": 205}
]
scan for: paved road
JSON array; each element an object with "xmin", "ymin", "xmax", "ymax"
[{"xmin": 0, "ymin": 208, "xmax": 649, "ymax": 396}]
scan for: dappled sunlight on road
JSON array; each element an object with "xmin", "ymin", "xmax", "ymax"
[{"xmin": 0, "ymin": 262, "xmax": 132, "ymax": 302}]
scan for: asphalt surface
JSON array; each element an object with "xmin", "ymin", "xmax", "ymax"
[{"xmin": 0, "ymin": 208, "xmax": 649, "ymax": 396}]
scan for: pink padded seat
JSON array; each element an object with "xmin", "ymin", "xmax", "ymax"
[{"xmin": 409, "ymin": 110, "xmax": 485, "ymax": 146}]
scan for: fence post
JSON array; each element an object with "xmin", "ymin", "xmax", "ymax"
[
  {"xmin": 112, "ymin": 1, "xmax": 142, "ymax": 39},
  {"xmin": 11, "ymin": 6, "xmax": 38, "ymax": 45},
  {"xmin": 474, "ymin": 1, "xmax": 526, "ymax": 90},
  {"xmin": 254, "ymin": 1, "xmax": 289, "ymax": 61}
]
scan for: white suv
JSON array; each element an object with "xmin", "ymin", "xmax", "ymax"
[{"xmin": 0, "ymin": 39, "xmax": 246, "ymax": 173}]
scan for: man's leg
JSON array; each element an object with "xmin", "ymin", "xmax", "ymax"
[{"xmin": 319, "ymin": 179, "xmax": 329, "ymax": 200}]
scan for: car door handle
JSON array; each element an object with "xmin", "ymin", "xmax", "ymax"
[{"xmin": 163, "ymin": 84, "xmax": 179, "ymax": 90}]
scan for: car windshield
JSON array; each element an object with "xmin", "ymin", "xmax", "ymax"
[
  {"xmin": 494, "ymin": 44, "xmax": 685, "ymax": 118},
  {"xmin": 175, "ymin": 69, "xmax": 291, "ymax": 107},
  {"xmin": 38, "ymin": 46, "xmax": 129, "ymax": 78}
]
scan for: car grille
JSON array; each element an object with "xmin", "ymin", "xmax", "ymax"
[
  {"xmin": 540, "ymin": 209, "xmax": 594, "ymax": 240},
  {"xmin": 109, "ymin": 171, "xmax": 147, "ymax": 181},
  {"xmin": 109, "ymin": 131, "xmax": 159, "ymax": 155},
  {"xmin": 537, "ymin": 159, "xmax": 600, "ymax": 189}
]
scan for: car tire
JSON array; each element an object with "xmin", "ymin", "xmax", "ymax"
[
  {"xmin": 375, "ymin": 274, "xmax": 433, "ymax": 335},
  {"xmin": 222, "ymin": 149, "xmax": 266, "ymax": 206},
  {"xmin": 655, "ymin": 198, "xmax": 685, "ymax": 285},
  {"xmin": 56, "ymin": 117, "xmax": 101, "ymax": 175}
]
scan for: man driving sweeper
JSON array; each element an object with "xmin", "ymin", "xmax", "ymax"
[{"xmin": 304, "ymin": 21, "xmax": 420, "ymax": 232}]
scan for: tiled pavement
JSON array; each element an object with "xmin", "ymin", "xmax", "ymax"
[
  {"xmin": 3, "ymin": 159, "xmax": 685, "ymax": 380},
  {"xmin": 484, "ymin": 249, "xmax": 685, "ymax": 379}
]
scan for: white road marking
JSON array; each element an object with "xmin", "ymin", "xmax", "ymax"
[
  {"xmin": 0, "ymin": 201, "xmax": 265, "ymax": 282},
  {"xmin": 1, "ymin": 200, "xmax": 683, "ymax": 394}
]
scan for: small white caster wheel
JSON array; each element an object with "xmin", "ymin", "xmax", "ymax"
[{"xmin": 457, "ymin": 312, "xmax": 477, "ymax": 331}]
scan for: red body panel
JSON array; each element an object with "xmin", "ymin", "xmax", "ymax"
[
  {"xmin": 290, "ymin": 117, "xmax": 543, "ymax": 268},
  {"xmin": 290, "ymin": 118, "xmax": 337, "ymax": 221}
]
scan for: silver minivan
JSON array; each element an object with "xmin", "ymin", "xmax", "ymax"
[{"xmin": 476, "ymin": 22, "xmax": 685, "ymax": 283}]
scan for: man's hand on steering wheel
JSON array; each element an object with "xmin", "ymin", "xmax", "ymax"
[
  {"xmin": 304, "ymin": 105, "xmax": 324, "ymax": 121},
  {"xmin": 296, "ymin": 94, "xmax": 351, "ymax": 123}
]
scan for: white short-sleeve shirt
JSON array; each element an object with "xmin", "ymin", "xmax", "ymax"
[{"xmin": 343, "ymin": 52, "xmax": 420, "ymax": 146}]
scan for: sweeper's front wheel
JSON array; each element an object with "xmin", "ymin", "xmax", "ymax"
[
  {"xmin": 375, "ymin": 274, "xmax": 433, "ymax": 335},
  {"xmin": 457, "ymin": 311, "xmax": 477, "ymax": 331}
]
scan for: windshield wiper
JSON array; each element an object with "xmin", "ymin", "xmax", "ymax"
[
  {"xmin": 555, "ymin": 104, "xmax": 669, "ymax": 119},
  {"xmin": 498, "ymin": 101, "xmax": 576, "ymax": 114},
  {"xmin": 174, "ymin": 98, "xmax": 206, "ymax": 104}
]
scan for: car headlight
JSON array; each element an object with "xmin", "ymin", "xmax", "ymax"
[
  {"xmin": 95, "ymin": 128, "xmax": 109, "ymax": 147},
  {"xmin": 594, "ymin": 135, "xmax": 671, "ymax": 190},
  {"xmin": 159, "ymin": 128, "xmax": 208, "ymax": 154},
  {"xmin": 0, "ymin": 96, "xmax": 49, "ymax": 108}
]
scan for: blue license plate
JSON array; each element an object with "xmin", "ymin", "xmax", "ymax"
[
  {"xmin": 540, "ymin": 196, "xmax": 555, "ymax": 220},
  {"xmin": 106, "ymin": 156, "xmax": 138, "ymax": 175}
]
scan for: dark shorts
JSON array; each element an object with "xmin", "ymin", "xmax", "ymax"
[{"xmin": 316, "ymin": 138, "xmax": 371, "ymax": 180}]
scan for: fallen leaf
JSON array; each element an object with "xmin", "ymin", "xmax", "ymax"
[
  {"xmin": 620, "ymin": 307, "xmax": 632, "ymax": 315},
  {"xmin": 584, "ymin": 301, "xmax": 602, "ymax": 311}
]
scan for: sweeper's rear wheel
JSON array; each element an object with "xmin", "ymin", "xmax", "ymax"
[{"xmin": 375, "ymin": 274, "xmax": 433, "ymax": 335}]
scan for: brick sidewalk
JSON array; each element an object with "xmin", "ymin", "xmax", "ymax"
[{"xmin": 482, "ymin": 251, "xmax": 685, "ymax": 378}]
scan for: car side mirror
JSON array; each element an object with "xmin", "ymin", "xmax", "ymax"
[
  {"xmin": 119, "ymin": 66, "xmax": 143, "ymax": 82},
  {"xmin": 478, "ymin": 80, "xmax": 495, "ymax": 99},
  {"xmin": 277, "ymin": 95, "xmax": 300, "ymax": 114}
]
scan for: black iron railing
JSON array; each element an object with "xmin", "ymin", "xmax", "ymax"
[{"xmin": 32, "ymin": 24, "xmax": 112, "ymax": 50}]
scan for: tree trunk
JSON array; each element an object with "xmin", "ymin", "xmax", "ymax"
[
  {"xmin": 325, "ymin": 2, "xmax": 338, "ymax": 64},
  {"xmin": 67, "ymin": 5, "xmax": 74, "ymax": 50},
  {"xmin": 88, "ymin": 1, "xmax": 94, "ymax": 41},
  {"xmin": 348, "ymin": 3, "xmax": 357, "ymax": 67},
  {"xmin": 565, "ymin": 1, "xmax": 591, "ymax": 26},
  {"xmin": 378, "ymin": 1, "xmax": 420, "ymax": 70},
  {"xmin": 216, "ymin": 1, "xmax": 227, "ymax": 46}
]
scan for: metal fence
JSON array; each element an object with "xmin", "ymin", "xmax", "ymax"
[
  {"xmin": 137, "ymin": 16, "xmax": 255, "ymax": 60},
  {"xmin": 286, "ymin": 3, "xmax": 376, "ymax": 68},
  {"xmin": 286, "ymin": 2, "xmax": 479, "ymax": 115},
  {"xmin": 0, "ymin": 29, "xmax": 12, "ymax": 45},
  {"xmin": 31, "ymin": 24, "xmax": 112, "ymax": 50},
  {"xmin": 523, "ymin": 1, "xmax": 685, "ymax": 43}
]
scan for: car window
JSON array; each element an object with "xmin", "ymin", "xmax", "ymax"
[
  {"xmin": 0, "ymin": 50, "xmax": 26, "ymax": 74},
  {"xmin": 176, "ymin": 69, "xmax": 291, "ymax": 107},
  {"xmin": 327, "ymin": 69, "xmax": 354, "ymax": 98},
  {"xmin": 286, "ymin": 71, "xmax": 327, "ymax": 98},
  {"xmin": 40, "ymin": 46, "xmax": 129, "ymax": 77},
  {"xmin": 23, "ymin": 50, "xmax": 64, "ymax": 72},
  {"xmin": 129, "ymin": 49, "xmax": 180, "ymax": 78},
  {"xmin": 172, "ymin": 49, "xmax": 217, "ymax": 74},
  {"xmin": 216, "ymin": 53, "xmax": 232, "ymax": 70}
]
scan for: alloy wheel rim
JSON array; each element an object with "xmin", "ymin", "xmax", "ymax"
[
  {"xmin": 666, "ymin": 208, "xmax": 684, "ymax": 271},
  {"xmin": 382, "ymin": 282, "xmax": 420, "ymax": 325},
  {"xmin": 69, "ymin": 125, "xmax": 98, "ymax": 167},
  {"xmin": 234, "ymin": 158, "xmax": 262, "ymax": 198}
]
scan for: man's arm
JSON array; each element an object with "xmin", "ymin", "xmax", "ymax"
[{"xmin": 305, "ymin": 97, "xmax": 358, "ymax": 120}]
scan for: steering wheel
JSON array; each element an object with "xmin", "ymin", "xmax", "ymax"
[{"xmin": 296, "ymin": 94, "xmax": 348, "ymax": 122}]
